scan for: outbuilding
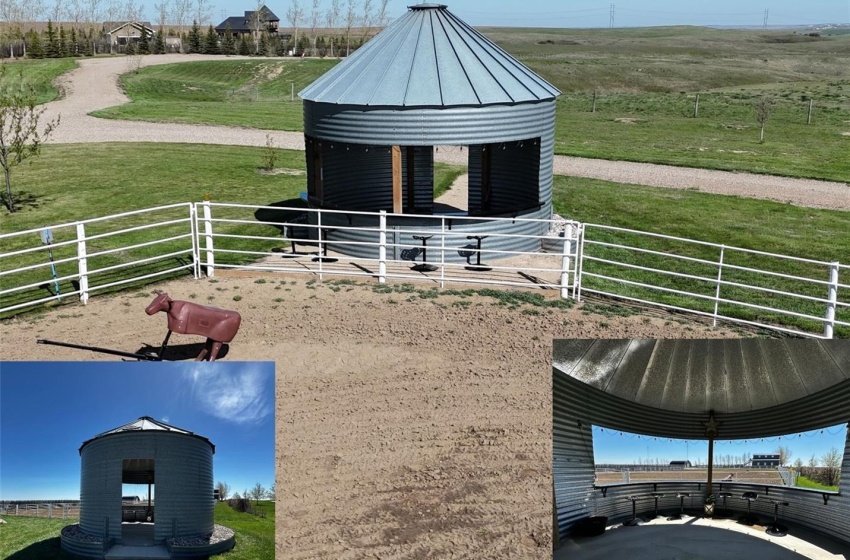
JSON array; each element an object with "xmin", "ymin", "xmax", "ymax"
[
  {"xmin": 298, "ymin": 3, "xmax": 561, "ymax": 262},
  {"xmin": 61, "ymin": 416, "xmax": 234, "ymax": 559}
]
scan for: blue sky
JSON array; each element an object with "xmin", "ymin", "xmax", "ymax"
[
  {"xmin": 190, "ymin": 1, "xmax": 848, "ymax": 29},
  {"xmin": 0, "ymin": 361, "xmax": 274, "ymax": 501},
  {"xmin": 592, "ymin": 423, "xmax": 848, "ymax": 466}
]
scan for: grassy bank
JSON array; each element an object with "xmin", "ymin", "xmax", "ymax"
[
  {"xmin": 795, "ymin": 475, "xmax": 839, "ymax": 492},
  {"xmin": 214, "ymin": 501, "xmax": 275, "ymax": 559},
  {"xmin": 0, "ymin": 58, "xmax": 77, "ymax": 104},
  {"xmin": 91, "ymin": 59, "xmax": 336, "ymax": 130}
]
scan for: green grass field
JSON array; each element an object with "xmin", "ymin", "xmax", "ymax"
[
  {"xmin": 0, "ymin": 516, "xmax": 75, "ymax": 560},
  {"xmin": 0, "ymin": 58, "xmax": 76, "ymax": 104},
  {"xmin": 214, "ymin": 501, "xmax": 275, "ymax": 559},
  {"xmin": 0, "ymin": 501, "xmax": 274, "ymax": 560},
  {"xmin": 795, "ymin": 475, "xmax": 839, "ymax": 492}
]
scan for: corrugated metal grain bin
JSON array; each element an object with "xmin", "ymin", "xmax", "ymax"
[
  {"xmin": 299, "ymin": 3, "xmax": 561, "ymax": 260},
  {"xmin": 62, "ymin": 417, "xmax": 216, "ymax": 557},
  {"xmin": 552, "ymin": 340, "xmax": 850, "ymax": 545}
]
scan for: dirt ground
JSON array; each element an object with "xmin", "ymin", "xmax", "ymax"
[{"xmin": 0, "ymin": 274, "xmax": 748, "ymax": 559}]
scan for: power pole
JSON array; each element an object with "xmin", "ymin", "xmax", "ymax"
[
  {"xmin": 609, "ymin": 4, "xmax": 615, "ymax": 28},
  {"xmin": 763, "ymin": 9, "xmax": 769, "ymax": 30}
]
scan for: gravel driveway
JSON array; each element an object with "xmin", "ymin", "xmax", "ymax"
[{"xmin": 46, "ymin": 55, "xmax": 849, "ymax": 211}]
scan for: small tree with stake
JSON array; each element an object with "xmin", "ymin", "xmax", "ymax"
[
  {"xmin": 0, "ymin": 68, "xmax": 60, "ymax": 213},
  {"xmin": 754, "ymin": 95, "xmax": 774, "ymax": 142}
]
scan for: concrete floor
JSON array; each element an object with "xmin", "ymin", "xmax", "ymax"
[{"xmin": 555, "ymin": 515, "xmax": 850, "ymax": 560}]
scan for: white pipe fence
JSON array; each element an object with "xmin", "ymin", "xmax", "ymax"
[
  {"xmin": 0, "ymin": 502, "xmax": 81, "ymax": 518},
  {"xmin": 0, "ymin": 202, "xmax": 845, "ymax": 339}
]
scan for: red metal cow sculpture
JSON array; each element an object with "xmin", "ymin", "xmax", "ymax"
[{"xmin": 145, "ymin": 293, "xmax": 241, "ymax": 361}]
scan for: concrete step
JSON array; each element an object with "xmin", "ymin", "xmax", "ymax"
[{"xmin": 104, "ymin": 544, "xmax": 171, "ymax": 560}]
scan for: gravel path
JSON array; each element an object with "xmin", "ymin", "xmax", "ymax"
[{"xmin": 45, "ymin": 55, "xmax": 849, "ymax": 211}]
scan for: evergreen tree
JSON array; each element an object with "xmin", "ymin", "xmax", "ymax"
[
  {"xmin": 257, "ymin": 32, "xmax": 268, "ymax": 56},
  {"xmin": 237, "ymin": 36, "xmax": 250, "ymax": 56},
  {"xmin": 275, "ymin": 36, "xmax": 288, "ymax": 56},
  {"xmin": 154, "ymin": 29, "xmax": 165, "ymax": 54},
  {"xmin": 204, "ymin": 25, "xmax": 219, "ymax": 54},
  {"xmin": 138, "ymin": 27, "xmax": 150, "ymax": 54},
  {"xmin": 221, "ymin": 24, "xmax": 236, "ymax": 55},
  {"xmin": 69, "ymin": 27, "xmax": 78, "ymax": 56},
  {"xmin": 45, "ymin": 21, "xmax": 60, "ymax": 58},
  {"xmin": 187, "ymin": 21, "xmax": 201, "ymax": 53},
  {"xmin": 28, "ymin": 30, "xmax": 45, "ymax": 59},
  {"xmin": 59, "ymin": 25, "xmax": 69, "ymax": 57},
  {"xmin": 126, "ymin": 36, "xmax": 136, "ymax": 55}
]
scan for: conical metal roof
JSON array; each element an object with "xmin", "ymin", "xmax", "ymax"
[
  {"xmin": 300, "ymin": 3, "xmax": 559, "ymax": 107},
  {"xmin": 80, "ymin": 416, "xmax": 214, "ymax": 452}
]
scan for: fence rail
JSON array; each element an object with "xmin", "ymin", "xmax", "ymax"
[
  {"xmin": 0, "ymin": 502, "xmax": 81, "ymax": 519},
  {"xmin": 0, "ymin": 202, "xmax": 845, "ymax": 338}
]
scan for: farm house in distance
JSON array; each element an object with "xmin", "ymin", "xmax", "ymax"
[{"xmin": 215, "ymin": 5, "xmax": 281, "ymax": 39}]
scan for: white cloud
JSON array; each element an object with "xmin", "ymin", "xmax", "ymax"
[
  {"xmin": 161, "ymin": 416, "xmax": 170, "ymax": 423},
  {"xmin": 183, "ymin": 363, "xmax": 272, "ymax": 425}
]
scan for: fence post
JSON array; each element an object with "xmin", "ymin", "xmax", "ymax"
[
  {"xmin": 440, "ymin": 217, "xmax": 446, "ymax": 289},
  {"xmin": 560, "ymin": 224, "xmax": 574, "ymax": 299},
  {"xmin": 317, "ymin": 210, "xmax": 323, "ymax": 281},
  {"xmin": 76, "ymin": 223, "xmax": 89, "ymax": 305},
  {"xmin": 202, "ymin": 200, "xmax": 215, "ymax": 277},
  {"xmin": 190, "ymin": 204, "xmax": 200, "ymax": 279},
  {"xmin": 378, "ymin": 211, "xmax": 387, "ymax": 284},
  {"xmin": 824, "ymin": 262, "xmax": 839, "ymax": 338},
  {"xmin": 713, "ymin": 246, "xmax": 725, "ymax": 327}
]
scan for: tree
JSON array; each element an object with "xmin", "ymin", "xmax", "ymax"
[
  {"xmin": 137, "ymin": 25, "xmax": 150, "ymax": 53},
  {"xmin": 153, "ymin": 28, "xmax": 165, "ymax": 53},
  {"xmin": 170, "ymin": 0, "xmax": 192, "ymax": 51},
  {"xmin": 28, "ymin": 30, "xmax": 45, "ymax": 58},
  {"xmin": 343, "ymin": 0, "xmax": 357, "ymax": 56},
  {"xmin": 360, "ymin": 0, "xmax": 373, "ymax": 44},
  {"xmin": 216, "ymin": 481, "xmax": 230, "ymax": 501},
  {"xmin": 194, "ymin": 0, "xmax": 211, "ymax": 27},
  {"xmin": 248, "ymin": 0, "xmax": 267, "ymax": 55},
  {"xmin": 776, "ymin": 445, "xmax": 792, "ymax": 467},
  {"xmin": 187, "ymin": 20, "xmax": 201, "ymax": 53},
  {"xmin": 203, "ymin": 24, "xmax": 218, "ymax": 54},
  {"xmin": 754, "ymin": 95, "xmax": 774, "ymax": 142},
  {"xmin": 0, "ymin": 69, "xmax": 60, "ymax": 213},
  {"xmin": 286, "ymin": 0, "xmax": 303, "ymax": 55},
  {"xmin": 266, "ymin": 482, "xmax": 275, "ymax": 500},
  {"xmin": 822, "ymin": 448, "xmax": 842, "ymax": 487},
  {"xmin": 58, "ymin": 24, "xmax": 69, "ymax": 57},
  {"xmin": 250, "ymin": 483, "xmax": 265, "ymax": 505},
  {"xmin": 325, "ymin": 0, "xmax": 340, "ymax": 57},
  {"xmin": 237, "ymin": 36, "xmax": 250, "ymax": 55},
  {"xmin": 793, "ymin": 457, "xmax": 803, "ymax": 471},
  {"xmin": 808, "ymin": 454, "xmax": 818, "ymax": 468},
  {"xmin": 308, "ymin": 0, "xmax": 321, "ymax": 56},
  {"xmin": 221, "ymin": 23, "xmax": 235, "ymax": 55},
  {"xmin": 45, "ymin": 20, "xmax": 60, "ymax": 58}
]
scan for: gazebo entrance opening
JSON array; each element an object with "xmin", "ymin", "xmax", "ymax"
[
  {"xmin": 120, "ymin": 458, "xmax": 155, "ymax": 545},
  {"xmin": 305, "ymin": 137, "xmax": 542, "ymax": 216}
]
